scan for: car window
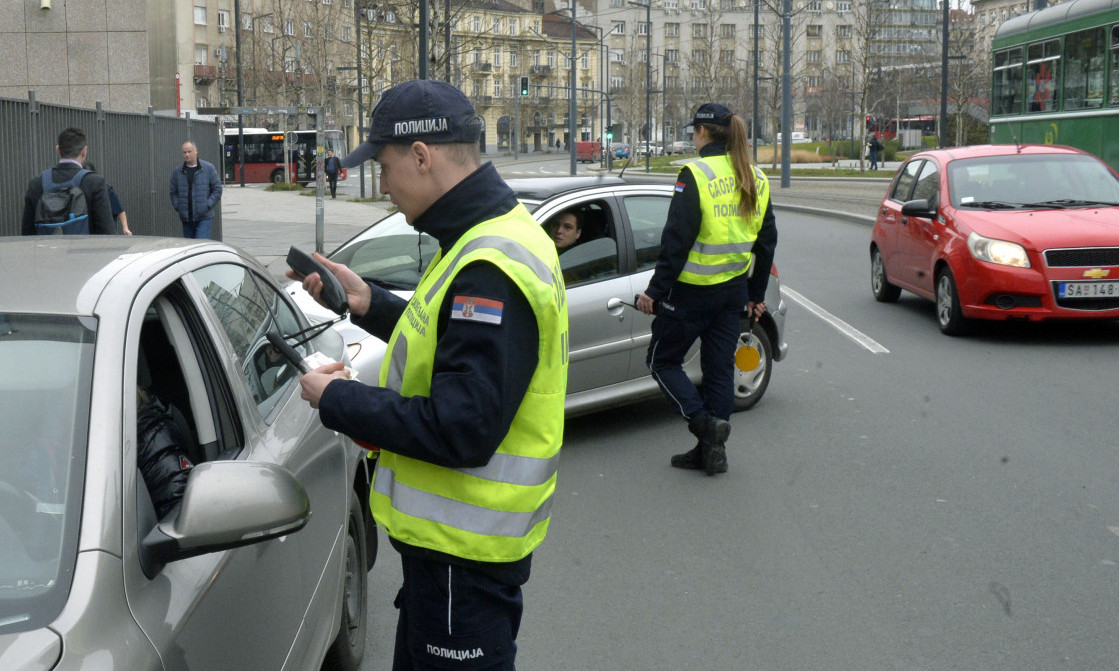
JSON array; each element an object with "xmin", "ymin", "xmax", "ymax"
[
  {"xmin": 192, "ymin": 264, "xmax": 308, "ymax": 419},
  {"xmin": 911, "ymin": 160, "xmax": 939, "ymax": 205},
  {"xmin": 890, "ymin": 160, "xmax": 923, "ymax": 202},
  {"xmin": 624, "ymin": 195, "xmax": 672, "ymax": 272},
  {"xmin": 0, "ymin": 313, "xmax": 92, "ymax": 634},
  {"xmin": 546, "ymin": 200, "xmax": 621, "ymax": 286},
  {"xmin": 331, "ymin": 213, "xmax": 438, "ymax": 290}
]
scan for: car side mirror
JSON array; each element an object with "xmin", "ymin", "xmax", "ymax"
[
  {"xmin": 901, "ymin": 199, "xmax": 936, "ymax": 219},
  {"xmin": 140, "ymin": 461, "xmax": 310, "ymax": 577}
]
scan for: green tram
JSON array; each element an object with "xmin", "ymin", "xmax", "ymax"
[{"xmin": 990, "ymin": 0, "xmax": 1119, "ymax": 171}]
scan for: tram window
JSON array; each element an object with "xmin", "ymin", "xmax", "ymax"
[
  {"xmin": 1110, "ymin": 26, "xmax": 1119, "ymax": 106},
  {"xmin": 993, "ymin": 48, "xmax": 1024, "ymax": 115},
  {"xmin": 1063, "ymin": 27, "xmax": 1105, "ymax": 110},
  {"xmin": 1026, "ymin": 39, "xmax": 1060, "ymax": 113}
]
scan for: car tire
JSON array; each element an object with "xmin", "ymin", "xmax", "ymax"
[
  {"xmin": 732, "ymin": 318, "xmax": 773, "ymax": 412},
  {"xmin": 322, "ymin": 490, "xmax": 369, "ymax": 671},
  {"xmin": 871, "ymin": 247, "xmax": 901, "ymax": 302},
  {"xmin": 935, "ymin": 267, "xmax": 969, "ymax": 336},
  {"xmin": 270, "ymin": 169, "xmax": 285, "ymax": 184}
]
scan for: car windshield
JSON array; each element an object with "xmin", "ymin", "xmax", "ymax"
[
  {"xmin": 0, "ymin": 313, "xmax": 93, "ymax": 634},
  {"xmin": 330, "ymin": 203, "xmax": 545, "ymax": 290},
  {"xmin": 949, "ymin": 154, "xmax": 1119, "ymax": 209}
]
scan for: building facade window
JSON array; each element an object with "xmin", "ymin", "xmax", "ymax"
[
  {"xmin": 665, "ymin": 22, "xmax": 679, "ymax": 37},
  {"xmin": 692, "ymin": 24, "xmax": 706, "ymax": 38},
  {"xmin": 837, "ymin": 24, "xmax": 851, "ymax": 39},
  {"xmin": 193, "ymin": 6, "xmax": 207, "ymax": 25},
  {"xmin": 720, "ymin": 24, "xmax": 734, "ymax": 38},
  {"xmin": 612, "ymin": 21, "xmax": 625, "ymax": 35},
  {"xmin": 806, "ymin": 24, "xmax": 822, "ymax": 38},
  {"xmin": 194, "ymin": 46, "xmax": 207, "ymax": 65}
]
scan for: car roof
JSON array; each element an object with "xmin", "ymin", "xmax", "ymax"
[
  {"xmin": 0, "ymin": 236, "xmax": 228, "ymax": 316},
  {"xmin": 906, "ymin": 144, "xmax": 1093, "ymax": 163},
  {"xmin": 505, "ymin": 175, "xmax": 629, "ymax": 202}
]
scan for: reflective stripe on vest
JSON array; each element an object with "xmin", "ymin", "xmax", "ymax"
[
  {"xmin": 679, "ymin": 156, "xmax": 770, "ymax": 285},
  {"xmin": 374, "ymin": 204, "xmax": 569, "ymax": 563}
]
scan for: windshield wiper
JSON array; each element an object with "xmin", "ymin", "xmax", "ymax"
[
  {"xmin": 1020, "ymin": 198, "xmax": 1119, "ymax": 209},
  {"xmin": 959, "ymin": 200, "xmax": 1021, "ymax": 210}
]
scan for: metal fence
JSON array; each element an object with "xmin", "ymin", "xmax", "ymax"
[{"xmin": 1, "ymin": 92, "xmax": 222, "ymax": 239}]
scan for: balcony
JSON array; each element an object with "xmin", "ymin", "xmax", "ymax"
[
  {"xmin": 470, "ymin": 62, "xmax": 493, "ymax": 73},
  {"xmin": 194, "ymin": 65, "xmax": 218, "ymax": 83},
  {"xmin": 477, "ymin": 95, "xmax": 494, "ymax": 106},
  {"xmin": 530, "ymin": 65, "xmax": 552, "ymax": 75}
]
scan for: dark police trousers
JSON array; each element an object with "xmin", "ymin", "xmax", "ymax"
[
  {"xmin": 645, "ymin": 283, "xmax": 746, "ymax": 421},
  {"xmin": 393, "ymin": 556, "xmax": 522, "ymax": 670}
]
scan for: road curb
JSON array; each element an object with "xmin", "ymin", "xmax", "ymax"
[{"xmin": 772, "ymin": 202, "xmax": 876, "ymax": 226}]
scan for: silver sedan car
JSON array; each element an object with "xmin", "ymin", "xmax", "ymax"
[
  {"xmin": 0, "ymin": 237, "xmax": 374, "ymax": 670},
  {"xmin": 289, "ymin": 176, "xmax": 787, "ymax": 417}
]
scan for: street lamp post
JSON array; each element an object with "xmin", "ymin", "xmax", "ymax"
[
  {"xmin": 234, "ymin": 0, "xmax": 246, "ymax": 187},
  {"xmin": 939, "ymin": 0, "xmax": 949, "ymax": 148},
  {"xmin": 753, "ymin": 0, "xmax": 760, "ymax": 162},
  {"xmin": 628, "ymin": 0, "xmax": 652, "ymax": 173},
  {"xmin": 569, "ymin": 0, "xmax": 577, "ymax": 176}
]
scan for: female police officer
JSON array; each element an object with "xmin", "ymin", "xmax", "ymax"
[{"xmin": 636, "ymin": 103, "xmax": 777, "ymax": 475}]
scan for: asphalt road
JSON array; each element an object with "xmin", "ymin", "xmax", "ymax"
[{"xmin": 356, "ymin": 206, "xmax": 1119, "ymax": 670}]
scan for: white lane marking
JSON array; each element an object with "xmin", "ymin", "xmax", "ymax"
[{"xmin": 783, "ymin": 286, "xmax": 890, "ymax": 354}]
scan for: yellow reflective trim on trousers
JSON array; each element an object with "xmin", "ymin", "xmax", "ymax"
[{"xmin": 374, "ymin": 464, "xmax": 554, "ymax": 539}]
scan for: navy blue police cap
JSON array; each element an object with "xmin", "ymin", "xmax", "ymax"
[
  {"xmin": 341, "ymin": 79, "xmax": 483, "ymax": 168},
  {"xmin": 685, "ymin": 102, "xmax": 734, "ymax": 129}
]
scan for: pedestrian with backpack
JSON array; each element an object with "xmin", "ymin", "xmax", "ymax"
[
  {"xmin": 21, "ymin": 127, "xmax": 114, "ymax": 236},
  {"xmin": 169, "ymin": 140, "xmax": 223, "ymax": 239}
]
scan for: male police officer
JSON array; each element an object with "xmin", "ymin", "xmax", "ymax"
[{"xmin": 293, "ymin": 79, "xmax": 568, "ymax": 670}]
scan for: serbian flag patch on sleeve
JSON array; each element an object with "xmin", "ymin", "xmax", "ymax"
[
  {"xmin": 674, "ymin": 181, "xmax": 686, "ymax": 193},
  {"xmin": 451, "ymin": 295, "xmax": 504, "ymax": 325}
]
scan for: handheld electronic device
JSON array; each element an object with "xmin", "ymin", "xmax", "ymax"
[{"xmin": 287, "ymin": 246, "xmax": 349, "ymax": 315}]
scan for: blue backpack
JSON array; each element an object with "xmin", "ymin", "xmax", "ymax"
[{"xmin": 34, "ymin": 168, "xmax": 91, "ymax": 235}]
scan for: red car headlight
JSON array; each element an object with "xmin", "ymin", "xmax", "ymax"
[{"xmin": 967, "ymin": 231, "xmax": 1030, "ymax": 268}]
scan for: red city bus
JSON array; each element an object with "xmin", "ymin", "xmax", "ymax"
[{"xmin": 222, "ymin": 128, "xmax": 347, "ymax": 184}]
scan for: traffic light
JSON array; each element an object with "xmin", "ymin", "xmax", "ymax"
[
  {"xmin": 606, "ymin": 131, "xmax": 613, "ymax": 142},
  {"xmin": 520, "ymin": 76, "xmax": 529, "ymax": 96}
]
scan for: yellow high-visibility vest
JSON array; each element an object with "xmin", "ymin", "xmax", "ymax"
[
  {"xmin": 374, "ymin": 204, "xmax": 569, "ymax": 563},
  {"xmin": 678, "ymin": 156, "xmax": 769, "ymax": 286}
]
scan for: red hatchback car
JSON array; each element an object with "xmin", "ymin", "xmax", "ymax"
[{"xmin": 870, "ymin": 144, "xmax": 1119, "ymax": 334}]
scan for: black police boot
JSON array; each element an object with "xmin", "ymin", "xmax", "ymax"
[
  {"xmin": 670, "ymin": 441, "xmax": 704, "ymax": 470},
  {"xmin": 687, "ymin": 414, "xmax": 730, "ymax": 475}
]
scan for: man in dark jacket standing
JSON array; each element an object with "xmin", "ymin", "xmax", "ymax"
[
  {"xmin": 324, "ymin": 148, "xmax": 341, "ymax": 198},
  {"xmin": 21, "ymin": 127, "xmax": 114, "ymax": 236},
  {"xmin": 170, "ymin": 140, "xmax": 223, "ymax": 238}
]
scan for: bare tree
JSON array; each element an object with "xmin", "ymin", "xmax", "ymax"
[{"xmin": 849, "ymin": 0, "xmax": 892, "ymax": 170}]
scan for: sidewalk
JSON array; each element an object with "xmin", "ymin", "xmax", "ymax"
[{"xmin": 219, "ymin": 184, "xmax": 393, "ymax": 280}]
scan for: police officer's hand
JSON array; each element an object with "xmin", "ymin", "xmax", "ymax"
[
  {"xmin": 285, "ymin": 253, "xmax": 372, "ymax": 317},
  {"xmin": 636, "ymin": 293, "xmax": 656, "ymax": 315},
  {"xmin": 747, "ymin": 301, "xmax": 766, "ymax": 320},
  {"xmin": 299, "ymin": 361, "xmax": 350, "ymax": 409}
]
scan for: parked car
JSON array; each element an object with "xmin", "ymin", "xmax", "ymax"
[
  {"xmin": 0, "ymin": 237, "xmax": 375, "ymax": 670},
  {"xmin": 288, "ymin": 176, "xmax": 788, "ymax": 417},
  {"xmin": 776, "ymin": 131, "xmax": 811, "ymax": 143},
  {"xmin": 666, "ymin": 141, "xmax": 696, "ymax": 155},
  {"xmin": 575, "ymin": 140, "xmax": 602, "ymax": 163},
  {"xmin": 870, "ymin": 144, "xmax": 1119, "ymax": 335},
  {"xmin": 611, "ymin": 143, "xmax": 631, "ymax": 159},
  {"xmin": 634, "ymin": 142, "xmax": 663, "ymax": 157}
]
